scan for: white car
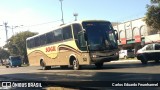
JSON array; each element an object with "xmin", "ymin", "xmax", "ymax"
[
  {"xmin": 119, "ymin": 49, "xmax": 135, "ymax": 59},
  {"xmin": 136, "ymin": 43, "xmax": 160, "ymax": 64}
]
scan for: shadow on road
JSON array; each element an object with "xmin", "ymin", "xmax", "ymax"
[
  {"xmin": 0, "ymin": 61, "xmax": 160, "ymax": 90},
  {"xmin": 0, "ymin": 71, "xmax": 160, "ymax": 90},
  {"xmin": 37, "ymin": 61, "xmax": 160, "ymax": 70}
]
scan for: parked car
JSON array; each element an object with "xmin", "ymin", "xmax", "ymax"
[
  {"xmin": 5, "ymin": 56, "xmax": 22, "ymax": 68},
  {"xmin": 119, "ymin": 49, "xmax": 135, "ymax": 59},
  {"xmin": 136, "ymin": 43, "xmax": 160, "ymax": 64}
]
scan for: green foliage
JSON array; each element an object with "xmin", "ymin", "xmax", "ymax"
[
  {"xmin": 5, "ymin": 31, "xmax": 37, "ymax": 64},
  {"xmin": 0, "ymin": 48, "xmax": 10, "ymax": 65},
  {"xmin": 151, "ymin": 0, "xmax": 160, "ymax": 4},
  {"xmin": 145, "ymin": 0, "xmax": 160, "ymax": 34}
]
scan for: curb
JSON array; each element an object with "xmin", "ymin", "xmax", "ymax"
[{"xmin": 111, "ymin": 60, "xmax": 139, "ymax": 63}]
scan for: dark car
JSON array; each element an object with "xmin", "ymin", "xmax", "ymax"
[
  {"xmin": 6, "ymin": 56, "xmax": 22, "ymax": 68},
  {"xmin": 136, "ymin": 43, "xmax": 160, "ymax": 64}
]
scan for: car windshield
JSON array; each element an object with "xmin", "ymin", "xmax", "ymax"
[{"xmin": 82, "ymin": 22, "xmax": 117, "ymax": 51}]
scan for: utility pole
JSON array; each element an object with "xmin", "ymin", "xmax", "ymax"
[
  {"xmin": 10, "ymin": 25, "xmax": 23, "ymax": 35},
  {"xmin": 4, "ymin": 22, "xmax": 8, "ymax": 43},
  {"xmin": 59, "ymin": 0, "xmax": 64, "ymax": 24},
  {"xmin": 0, "ymin": 22, "xmax": 23, "ymax": 44}
]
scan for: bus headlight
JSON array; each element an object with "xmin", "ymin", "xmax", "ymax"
[
  {"xmin": 116, "ymin": 52, "xmax": 119, "ymax": 55},
  {"xmin": 92, "ymin": 55, "xmax": 97, "ymax": 58}
]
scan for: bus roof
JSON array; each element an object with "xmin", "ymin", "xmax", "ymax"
[{"xmin": 26, "ymin": 20, "xmax": 110, "ymax": 40}]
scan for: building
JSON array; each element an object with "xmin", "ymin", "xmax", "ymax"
[{"xmin": 113, "ymin": 17, "xmax": 160, "ymax": 53}]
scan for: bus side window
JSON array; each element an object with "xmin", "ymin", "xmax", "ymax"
[
  {"xmin": 54, "ymin": 29, "xmax": 63, "ymax": 42},
  {"xmin": 46, "ymin": 31, "xmax": 55, "ymax": 44},
  {"xmin": 40, "ymin": 34, "xmax": 46, "ymax": 46},
  {"xmin": 62, "ymin": 25, "xmax": 72, "ymax": 40},
  {"xmin": 35, "ymin": 36, "xmax": 40, "ymax": 47},
  {"xmin": 72, "ymin": 24, "xmax": 82, "ymax": 39},
  {"xmin": 30, "ymin": 38, "xmax": 35, "ymax": 48}
]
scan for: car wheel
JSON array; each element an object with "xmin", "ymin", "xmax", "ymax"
[
  {"xmin": 139, "ymin": 55, "xmax": 148, "ymax": 64},
  {"xmin": 6, "ymin": 66, "xmax": 9, "ymax": 68},
  {"xmin": 141, "ymin": 57, "xmax": 148, "ymax": 64},
  {"xmin": 72, "ymin": 59, "xmax": 80, "ymax": 70},
  {"xmin": 95, "ymin": 62, "xmax": 104, "ymax": 69}
]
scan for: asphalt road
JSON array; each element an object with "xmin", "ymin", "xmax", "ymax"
[{"xmin": 0, "ymin": 59, "xmax": 160, "ymax": 90}]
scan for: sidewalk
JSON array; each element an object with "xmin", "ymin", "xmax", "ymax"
[
  {"xmin": 0, "ymin": 66, "xmax": 6, "ymax": 69},
  {"xmin": 111, "ymin": 58, "xmax": 139, "ymax": 63}
]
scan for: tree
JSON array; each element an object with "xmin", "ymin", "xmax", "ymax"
[
  {"xmin": 5, "ymin": 31, "xmax": 37, "ymax": 64},
  {"xmin": 145, "ymin": 0, "xmax": 160, "ymax": 34},
  {"xmin": 151, "ymin": 0, "xmax": 160, "ymax": 4},
  {"xmin": 0, "ymin": 48, "xmax": 10, "ymax": 65}
]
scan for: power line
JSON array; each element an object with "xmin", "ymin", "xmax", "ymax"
[{"xmin": 22, "ymin": 20, "xmax": 61, "ymax": 28}]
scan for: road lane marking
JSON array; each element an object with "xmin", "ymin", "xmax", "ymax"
[{"xmin": 54, "ymin": 73, "xmax": 92, "ymax": 77}]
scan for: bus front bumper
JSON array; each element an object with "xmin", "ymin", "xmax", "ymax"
[{"xmin": 91, "ymin": 55, "xmax": 119, "ymax": 63}]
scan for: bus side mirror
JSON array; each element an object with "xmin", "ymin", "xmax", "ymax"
[
  {"xmin": 80, "ymin": 29, "xmax": 87, "ymax": 41},
  {"xmin": 114, "ymin": 30, "xmax": 118, "ymax": 40},
  {"xmin": 84, "ymin": 31, "xmax": 87, "ymax": 41},
  {"xmin": 78, "ymin": 30, "xmax": 87, "ymax": 47}
]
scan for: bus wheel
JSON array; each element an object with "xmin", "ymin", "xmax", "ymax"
[
  {"xmin": 73, "ymin": 59, "xmax": 80, "ymax": 70},
  {"xmin": 40, "ymin": 61, "xmax": 51, "ymax": 70},
  {"xmin": 95, "ymin": 62, "xmax": 103, "ymax": 69},
  {"xmin": 42, "ymin": 66, "xmax": 46, "ymax": 70},
  {"xmin": 42, "ymin": 66, "xmax": 51, "ymax": 70}
]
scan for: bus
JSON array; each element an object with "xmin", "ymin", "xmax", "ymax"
[{"xmin": 26, "ymin": 20, "xmax": 119, "ymax": 70}]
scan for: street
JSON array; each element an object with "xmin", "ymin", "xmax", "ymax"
[{"xmin": 0, "ymin": 59, "xmax": 160, "ymax": 90}]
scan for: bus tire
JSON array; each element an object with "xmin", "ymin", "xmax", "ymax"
[
  {"xmin": 42, "ymin": 66, "xmax": 51, "ymax": 70},
  {"xmin": 72, "ymin": 59, "xmax": 80, "ymax": 70},
  {"xmin": 40, "ymin": 61, "xmax": 51, "ymax": 70},
  {"xmin": 95, "ymin": 62, "xmax": 103, "ymax": 69}
]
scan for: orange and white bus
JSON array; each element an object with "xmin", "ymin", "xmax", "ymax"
[{"xmin": 26, "ymin": 20, "xmax": 119, "ymax": 70}]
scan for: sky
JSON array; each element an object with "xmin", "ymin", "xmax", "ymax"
[{"xmin": 0, "ymin": 0, "xmax": 150, "ymax": 47}]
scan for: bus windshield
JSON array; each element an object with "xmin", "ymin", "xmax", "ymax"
[{"xmin": 82, "ymin": 22, "xmax": 117, "ymax": 51}]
